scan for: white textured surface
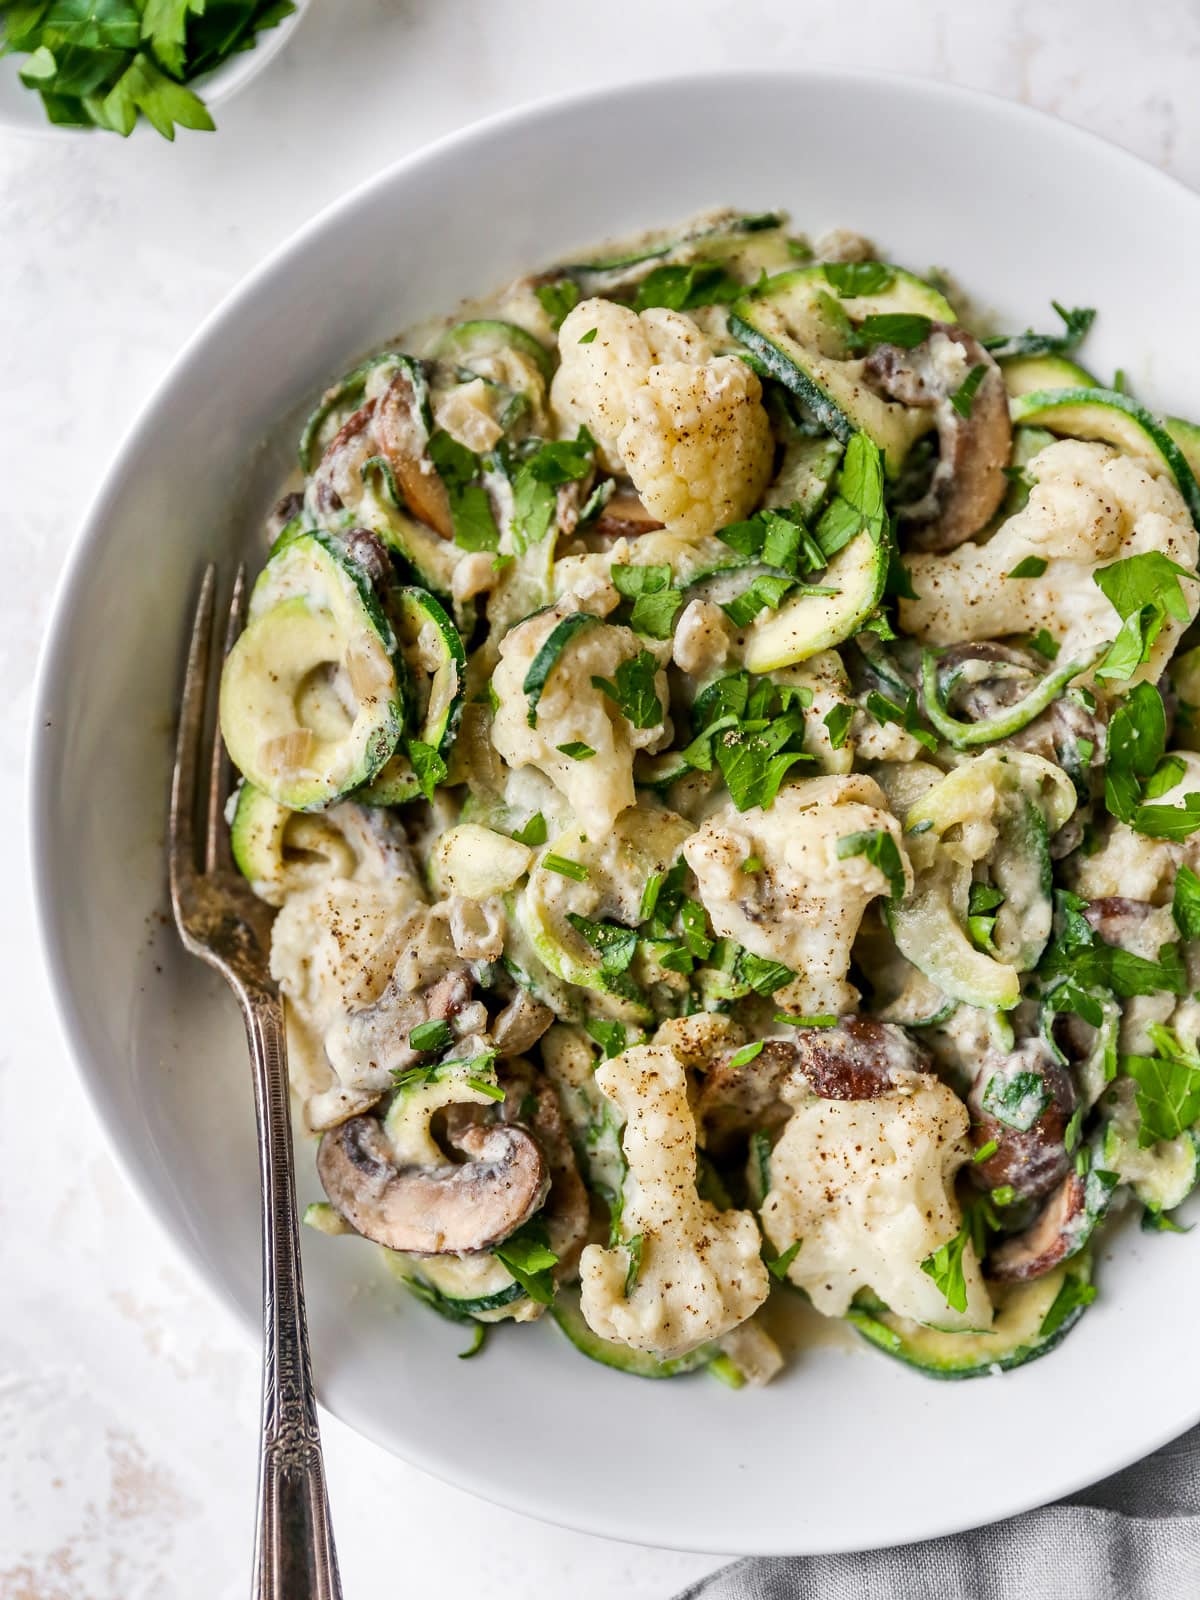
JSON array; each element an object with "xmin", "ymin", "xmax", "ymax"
[{"xmin": 3, "ymin": 1, "xmax": 1199, "ymax": 1593}]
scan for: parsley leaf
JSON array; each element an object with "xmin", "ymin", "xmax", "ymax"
[
  {"xmin": 512, "ymin": 813, "xmax": 548, "ymax": 847},
  {"xmin": 408, "ymin": 1018, "xmax": 452, "ymax": 1053},
  {"xmin": 1007, "ymin": 556, "xmax": 1048, "ymax": 579},
  {"xmin": 407, "ymin": 739, "xmax": 447, "ymax": 802},
  {"xmin": 835, "ymin": 829, "xmax": 906, "ymax": 901},
  {"xmin": 765, "ymin": 1240, "xmax": 802, "ymax": 1280},
  {"xmin": 556, "ymin": 741, "xmax": 595, "ymax": 760},
  {"xmin": 721, "ymin": 574, "xmax": 801, "ymax": 627},
  {"xmin": 736, "ymin": 950, "xmax": 795, "ymax": 996},
  {"xmin": 611, "ymin": 564, "xmax": 684, "ymax": 639},
  {"xmin": 427, "ymin": 429, "xmax": 500, "ymax": 553},
  {"xmin": 1038, "ymin": 1274, "xmax": 1097, "ymax": 1338},
  {"xmin": 1040, "ymin": 889, "xmax": 1187, "ymax": 999},
  {"xmin": 850, "ymin": 313, "xmax": 932, "ymax": 352},
  {"xmin": 510, "ymin": 428, "xmax": 596, "ymax": 553},
  {"xmin": 543, "ymin": 854, "xmax": 588, "ymax": 882},
  {"xmin": 822, "ymin": 261, "xmax": 895, "ymax": 297},
  {"xmin": 623, "ymin": 1233, "xmax": 644, "ymax": 1297},
  {"xmin": 1094, "ymin": 552, "xmax": 1194, "ymax": 681},
  {"xmin": 535, "ymin": 279, "xmax": 579, "ymax": 329},
  {"xmin": 864, "ymin": 688, "xmax": 938, "ymax": 753},
  {"xmin": 585, "ymin": 1017, "xmax": 627, "ymax": 1058},
  {"xmin": 717, "ymin": 504, "xmax": 825, "ymax": 577},
  {"xmin": 982, "ymin": 302, "xmax": 1096, "ymax": 361},
  {"xmin": 920, "ymin": 1227, "xmax": 970, "ymax": 1314},
  {"xmin": 714, "ymin": 718, "xmax": 811, "ymax": 811},
  {"xmin": 634, "ymin": 261, "xmax": 743, "ymax": 313},
  {"xmin": 1173, "ymin": 865, "xmax": 1200, "ymax": 941},
  {"xmin": 1123, "ymin": 1029, "xmax": 1200, "ymax": 1146},
  {"xmin": 981, "ymin": 1069, "xmax": 1051, "ymax": 1132},
  {"xmin": 591, "ymin": 650, "xmax": 664, "ymax": 729},
  {"xmin": 494, "ymin": 1220, "xmax": 559, "ymax": 1306},
  {"xmin": 823, "ymin": 703, "xmax": 854, "ymax": 750},
  {"xmin": 1026, "ymin": 628, "xmax": 1060, "ymax": 660},
  {"xmin": 815, "ymin": 432, "xmax": 887, "ymax": 556},
  {"xmin": 565, "ymin": 914, "xmax": 639, "ymax": 975},
  {"xmin": 1105, "ymin": 682, "xmax": 1166, "ymax": 822},
  {"xmin": 949, "ymin": 364, "xmax": 988, "ymax": 419},
  {"xmin": 729, "ymin": 1040, "xmax": 766, "ymax": 1069}
]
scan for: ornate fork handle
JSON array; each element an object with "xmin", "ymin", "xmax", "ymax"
[{"xmin": 241, "ymin": 985, "xmax": 342, "ymax": 1600}]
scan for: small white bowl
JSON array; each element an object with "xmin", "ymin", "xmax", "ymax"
[
  {"xmin": 30, "ymin": 70, "xmax": 1200, "ymax": 1554},
  {"xmin": 0, "ymin": 0, "xmax": 307, "ymax": 137}
]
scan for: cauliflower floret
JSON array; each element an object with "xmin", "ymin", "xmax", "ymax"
[
  {"xmin": 550, "ymin": 299, "xmax": 772, "ymax": 541},
  {"xmin": 901, "ymin": 439, "xmax": 1199, "ymax": 683},
  {"xmin": 761, "ymin": 1072, "xmax": 993, "ymax": 1331},
  {"xmin": 490, "ymin": 600, "xmax": 670, "ymax": 834},
  {"xmin": 579, "ymin": 1040, "xmax": 769, "ymax": 1358},
  {"xmin": 683, "ymin": 774, "xmax": 912, "ymax": 1016}
]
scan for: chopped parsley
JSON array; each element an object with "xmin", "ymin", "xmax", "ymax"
[
  {"xmin": 835, "ymin": 829, "xmax": 907, "ymax": 901},
  {"xmin": 919, "ymin": 1227, "xmax": 970, "ymax": 1315},
  {"xmin": 972, "ymin": 1139, "xmax": 999, "ymax": 1164},
  {"xmin": 982, "ymin": 302, "xmax": 1096, "ymax": 361},
  {"xmin": 542, "ymin": 854, "xmax": 589, "ymax": 882},
  {"xmin": 722, "ymin": 573, "xmax": 805, "ymax": 628},
  {"xmin": 536, "ymin": 279, "xmax": 580, "ymax": 328},
  {"xmin": 565, "ymin": 914, "xmax": 638, "ymax": 975},
  {"xmin": 1104, "ymin": 682, "xmax": 1200, "ymax": 839},
  {"xmin": 728, "ymin": 1040, "xmax": 765, "ymax": 1070},
  {"xmin": 1037, "ymin": 1273, "xmax": 1097, "ymax": 1338},
  {"xmin": 578, "ymin": 327, "xmax": 598, "ymax": 344},
  {"xmin": 1026, "ymin": 628, "xmax": 1061, "ymax": 661},
  {"xmin": 980, "ymin": 1069, "xmax": 1051, "ymax": 1132},
  {"xmin": 585, "ymin": 1017, "xmax": 627, "ymax": 1059},
  {"xmin": 591, "ymin": 650, "xmax": 664, "ymax": 729},
  {"xmin": 949, "ymin": 364, "xmax": 988, "ymax": 419},
  {"xmin": 716, "ymin": 504, "xmax": 826, "ymax": 577},
  {"xmin": 623, "ymin": 1234, "xmax": 644, "ymax": 1297},
  {"xmin": 1123, "ymin": 1025, "xmax": 1200, "ymax": 1146},
  {"xmin": 1006, "ymin": 556, "xmax": 1048, "ymax": 579},
  {"xmin": 408, "ymin": 1018, "xmax": 452, "ymax": 1053},
  {"xmin": 850, "ymin": 313, "xmax": 932, "ymax": 352},
  {"xmin": 512, "ymin": 812, "xmax": 548, "ymax": 847},
  {"xmin": 427, "ymin": 429, "xmax": 500, "ymax": 553},
  {"xmin": 633, "ymin": 260, "xmax": 744, "ymax": 313},
  {"xmin": 408, "ymin": 739, "xmax": 448, "ymax": 802},
  {"xmin": 736, "ymin": 950, "xmax": 795, "ymax": 996},
  {"xmin": 1039, "ymin": 889, "xmax": 1186, "ymax": 999},
  {"xmin": 823, "ymin": 703, "xmax": 854, "ymax": 750},
  {"xmin": 510, "ymin": 427, "xmax": 596, "ymax": 553},
  {"xmin": 1093, "ymin": 551, "xmax": 1195, "ymax": 682},
  {"xmin": 611, "ymin": 564, "xmax": 684, "ymax": 640},
  {"xmin": 556, "ymin": 741, "xmax": 596, "ymax": 760},
  {"xmin": 1173, "ymin": 865, "xmax": 1200, "ymax": 941},
  {"xmin": 494, "ymin": 1221, "xmax": 559, "ymax": 1306},
  {"xmin": 822, "ymin": 260, "xmax": 895, "ymax": 297},
  {"xmin": 864, "ymin": 688, "xmax": 938, "ymax": 753},
  {"xmin": 815, "ymin": 433, "xmax": 887, "ymax": 556},
  {"xmin": 765, "ymin": 1240, "xmax": 802, "ymax": 1281}
]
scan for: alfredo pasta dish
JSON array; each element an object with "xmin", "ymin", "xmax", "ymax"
[{"xmin": 218, "ymin": 210, "xmax": 1200, "ymax": 1384}]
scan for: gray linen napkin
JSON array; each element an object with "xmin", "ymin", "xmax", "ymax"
[{"xmin": 674, "ymin": 1425, "xmax": 1200, "ymax": 1600}]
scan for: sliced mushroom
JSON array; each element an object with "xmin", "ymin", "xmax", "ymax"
[
  {"xmin": 491, "ymin": 989, "xmax": 555, "ymax": 1057},
  {"xmin": 267, "ymin": 490, "xmax": 305, "ymax": 539},
  {"xmin": 312, "ymin": 397, "xmax": 378, "ymax": 515},
  {"xmin": 343, "ymin": 526, "xmax": 394, "ymax": 594},
  {"xmin": 864, "ymin": 323, "xmax": 1010, "ymax": 551},
  {"xmin": 591, "ymin": 487, "xmax": 665, "ymax": 541},
  {"xmin": 986, "ymin": 1170, "xmax": 1086, "ymax": 1282},
  {"xmin": 696, "ymin": 1019, "xmax": 928, "ymax": 1158},
  {"xmin": 445, "ymin": 1062, "xmax": 589, "ymax": 1277},
  {"xmin": 1083, "ymin": 896, "xmax": 1159, "ymax": 947},
  {"xmin": 967, "ymin": 1037, "xmax": 1075, "ymax": 1202},
  {"xmin": 375, "ymin": 366, "xmax": 454, "ymax": 538},
  {"xmin": 317, "ymin": 1113, "xmax": 549, "ymax": 1254}
]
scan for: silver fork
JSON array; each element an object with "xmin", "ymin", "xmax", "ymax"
[{"xmin": 169, "ymin": 564, "xmax": 343, "ymax": 1600}]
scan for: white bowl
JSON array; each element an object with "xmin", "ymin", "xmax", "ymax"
[
  {"xmin": 31, "ymin": 70, "xmax": 1200, "ymax": 1555},
  {"xmin": 0, "ymin": 1, "xmax": 306, "ymax": 137}
]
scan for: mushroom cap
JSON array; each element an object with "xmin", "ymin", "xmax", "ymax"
[
  {"xmin": 986, "ymin": 1170, "xmax": 1087, "ymax": 1282},
  {"xmin": 967, "ymin": 1038, "xmax": 1075, "ymax": 1202},
  {"xmin": 375, "ymin": 366, "xmax": 454, "ymax": 538},
  {"xmin": 317, "ymin": 1113, "xmax": 549, "ymax": 1255},
  {"xmin": 864, "ymin": 323, "xmax": 1011, "ymax": 552}
]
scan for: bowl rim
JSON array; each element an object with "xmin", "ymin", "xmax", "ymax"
[{"xmin": 28, "ymin": 66, "xmax": 1200, "ymax": 1554}]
